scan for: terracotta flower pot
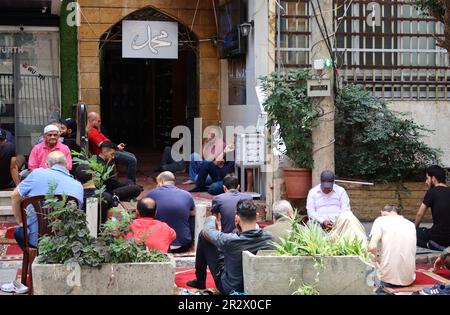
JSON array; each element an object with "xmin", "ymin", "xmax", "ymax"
[{"xmin": 283, "ymin": 168, "xmax": 312, "ymax": 199}]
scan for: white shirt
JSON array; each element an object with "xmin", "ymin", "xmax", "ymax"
[
  {"xmin": 306, "ymin": 184, "xmax": 351, "ymax": 224},
  {"xmin": 370, "ymin": 215, "xmax": 416, "ymax": 286}
]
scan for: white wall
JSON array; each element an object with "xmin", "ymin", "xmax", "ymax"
[
  {"xmin": 388, "ymin": 101, "xmax": 450, "ymax": 167},
  {"xmin": 220, "ymin": 0, "xmax": 270, "ymax": 130}
]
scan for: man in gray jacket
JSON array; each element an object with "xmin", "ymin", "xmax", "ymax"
[{"xmin": 201, "ymin": 199, "xmax": 275, "ymax": 294}]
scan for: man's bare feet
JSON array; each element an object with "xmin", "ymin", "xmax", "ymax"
[{"xmin": 182, "ymin": 179, "xmax": 196, "ymax": 185}]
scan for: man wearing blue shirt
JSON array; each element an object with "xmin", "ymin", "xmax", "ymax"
[
  {"xmin": 11, "ymin": 151, "xmax": 83, "ymax": 250},
  {"xmin": 147, "ymin": 171, "xmax": 196, "ymax": 253}
]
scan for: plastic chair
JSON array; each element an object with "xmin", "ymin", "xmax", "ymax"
[{"xmin": 20, "ymin": 195, "xmax": 79, "ymax": 295}]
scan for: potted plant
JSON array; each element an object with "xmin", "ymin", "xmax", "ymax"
[
  {"xmin": 260, "ymin": 69, "xmax": 318, "ymax": 198},
  {"xmin": 32, "ymin": 196, "xmax": 175, "ymax": 295},
  {"xmin": 242, "ymin": 218, "xmax": 375, "ymax": 295}
]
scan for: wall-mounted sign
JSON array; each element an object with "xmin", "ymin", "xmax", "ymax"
[
  {"xmin": 122, "ymin": 21, "xmax": 178, "ymax": 59},
  {"xmin": 0, "ymin": 46, "xmax": 24, "ymax": 54}
]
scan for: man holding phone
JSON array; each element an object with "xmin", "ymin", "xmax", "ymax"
[{"xmin": 87, "ymin": 112, "xmax": 138, "ymax": 182}]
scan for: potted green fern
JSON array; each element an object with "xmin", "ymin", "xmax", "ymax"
[{"xmin": 260, "ymin": 69, "xmax": 318, "ymax": 198}]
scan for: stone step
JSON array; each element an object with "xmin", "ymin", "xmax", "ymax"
[
  {"xmin": 0, "ymin": 191, "xmax": 12, "ymax": 207},
  {"xmin": 0, "ymin": 205, "xmax": 13, "ymax": 216}
]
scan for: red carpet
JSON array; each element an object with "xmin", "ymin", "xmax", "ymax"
[
  {"xmin": 384, "ymin": 264, "xmax": 450, "ymax": 294},
  {"xmin": 175, "ymin": 267, "xmax": 216, "ymax": 289},
  {"xmin": 0, "ymin": 222, "xmax": 23, "ymax": 261}
]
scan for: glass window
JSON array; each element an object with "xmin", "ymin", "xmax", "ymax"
[{"xmin": 0, "ymin": 28, "xmax": 60, "ymax": 155}]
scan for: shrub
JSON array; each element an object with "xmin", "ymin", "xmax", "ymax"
[
  {"xmin": 38, "ymin": 195, "xmax": 168, "ymax": 266},
  {"xmin": 260, "ymin": 69, "xmax": 318, "ymax": 168},
  {"xmin": 335, "ymin": 85, "xmax": 441, "ymax": 182}
]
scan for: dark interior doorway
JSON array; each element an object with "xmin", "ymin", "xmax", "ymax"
[{"xmin": 99, "ymin": 10, "xmax": 198, "ymax": 151}]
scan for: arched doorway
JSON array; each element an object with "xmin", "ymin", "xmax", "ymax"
[{"xmin": 99, "ymin": 8, "xmax": 198, "ymax": 152}]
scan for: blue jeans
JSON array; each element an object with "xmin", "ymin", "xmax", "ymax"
[
  {"xmin": 14, "ymin": 226, "xmax": 37, "ymax": 251},
  {"xmin": 195, "ymin": 161, "xmax": 235, "ymax": 195},
  {"xmin": 188, "ymin": 153, "xmax": 211, "ymax": 184},
  {"xmin": 114, "ymin": 150, "xmax": 137, "ymax": 182}
]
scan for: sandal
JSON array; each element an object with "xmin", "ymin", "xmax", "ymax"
[{"xmin": 1, "ymin": 281, "xmax": 29, "ymax": 294}]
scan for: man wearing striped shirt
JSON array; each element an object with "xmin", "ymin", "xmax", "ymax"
[{"xmin": 306, "ymin": 170, "xmax": 351, "ymax": 230}]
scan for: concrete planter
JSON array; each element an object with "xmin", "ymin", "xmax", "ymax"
[
  {"xmin": 243, "ymin": 251, "xmax": 375, "ymax": 295},
  {"xmin": 32, "ymin": 255, "xmax": 176, "ymax": 295}
]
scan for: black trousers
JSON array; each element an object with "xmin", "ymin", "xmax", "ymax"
[
  {"xmin": 417, "ymin": 227, "xmax": 449, "ymax": 249},
  {"xmin": 195, "ymin": 233, "xmax": 226, "ymax": 294}
]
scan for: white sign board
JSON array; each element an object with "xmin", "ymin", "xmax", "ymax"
[{"xmin": 122, "ymin": 21, "xmax": 178, "ymax": 59}]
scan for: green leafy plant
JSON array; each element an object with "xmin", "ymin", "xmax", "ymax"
[
  {"xmin": 260, "ymin": 69, "xmax": 318, "ymax": 168},
  {"xmin": 38, "ymin": 195, "xmax": 105, "ymax": 267},
  {"xmin": 38, "ymin": 195, "xmax": 169, "ymax": 266},
  {"xmin": 335, "ymin": 85, "xmax": 441, "ymax": 182},
  {"xmin": 98, "ymin": 208, "xmax": 168, "ymax": 263},
  {"xmin": 273, "ymin": 217, "xmax": 372, "ymax": 262},
  {"xmin": 72, "ymin": 149, "xmax": 114, "ymax": 191}
]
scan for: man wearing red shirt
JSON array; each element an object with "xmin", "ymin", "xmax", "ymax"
[
  {"xmin": 87, "ymin": 112, "xmax": 137, "ymax": 182},
  {"xmin": 28, "ymin": 125, "xmax": 72, "ymax": 171},
  {"xmin": 127, "ymin": 197, "xmax": 176, "ymax": 253}
]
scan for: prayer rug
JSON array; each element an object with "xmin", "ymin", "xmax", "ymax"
[
  {"xmin": 175, "ymin": 267, "xmax": 216, "ymax": 290},
  {"xmin": 382, "ymin": 264, "xmax": 450, "ymax": 294},
  {"xmin": 0, "ymin": 222, "xmax": 22, "ymax": 261}
]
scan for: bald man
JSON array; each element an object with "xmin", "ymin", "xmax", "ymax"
[
  {"xmin": 11, "ymin": 151, "xmax": 83, "ymax": 250},
  {"xmin": 147, "ymin": 171, "xmax": 196, "ymax": 253},
  {"xmin": 127, "ymin": 197, "xmax": 176, "ymax": 253},
  {"xmin": 87, "ymin": 112, "xmax": 137, "ymax": 182}
]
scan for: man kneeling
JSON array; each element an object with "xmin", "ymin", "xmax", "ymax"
[
  {"xmin": 127, "ymin": 198, "xmax": 176, "ymax": 253},
  {"xmin": 199, "ymin": 199, "xmax": 275, "ymax": 294}
]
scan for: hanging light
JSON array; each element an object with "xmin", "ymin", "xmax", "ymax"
[{"xmin": 239, "ymin": 20, "xmax": 254, "ymax": 37}]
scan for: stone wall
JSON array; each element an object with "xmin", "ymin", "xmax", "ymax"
[
  {"xmin": 78, "ymin": 0, "xmax": 219, "ymax": 126},
  {"xmin": 340, "ymin": 182, "xmax": 431, "ymax": 222}
]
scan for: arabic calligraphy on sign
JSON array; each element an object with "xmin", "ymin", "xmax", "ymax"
[
  {"xmin": 122, "ymin": 21, "xmax": 178, "ymax": 59},
  {"xmin": 131, "ymin": 26, "xmax": 172, "ymax": 54}
]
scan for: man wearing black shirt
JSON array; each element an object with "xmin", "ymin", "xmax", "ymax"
[
  {"xmin": 0, "ymin": 129, "xmax": 19, "ymax": 189},
  {"xmin": 96, "ymin": 142, "xmax": 142, "ymax": 202},
  {"xmin": 415, "ymin": 165, "xmax": 450, "ymax": 248}
]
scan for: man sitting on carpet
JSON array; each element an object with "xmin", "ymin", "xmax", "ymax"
[
  {"xmin": 127, "ymin": 198, "xmax": 176, "ymax": 253},
  {"xmin": 264, "ymin": 200, "xmax": 294, "ymax": 243},
  {"xmin": 368, "ymin": 204, "xmax": 416, "ymax": 288},
  {"xmin": 186, "ymin": 174, "xmax": 252, "ymax": 290},
  {"xmin": 201, "ymin": 199, "xmax": 275, "ymax": 294},
  {"xmin": 415, "ymin": 165, "xmax": 450, "ymax": 249},
  {"xmin": 306, "ymin": 170, "xmax": 351, "ymax": 231},
  {"xmin": 147, "ymin": 171, "xmax": 195, "ymax": 253},
  {"xmin": 11, "ymin": 151, "xmax": 83, "ymax": 250}
]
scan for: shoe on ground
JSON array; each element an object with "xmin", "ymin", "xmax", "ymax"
[
  {"xmin": 186, "ymin": 279, "xmax": 206, "ymax": 290},
  {"xmin": 1, "ymin": 281, "xmax": 28, "ymax": 294},
  {"xmin": 422, "ymin": 284, "xmax": 450, "ymax": 295}
]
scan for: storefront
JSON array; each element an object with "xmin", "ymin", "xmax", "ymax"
[
  {"xmin": 0, "ymin": 27, "xmax": 60, "ymax": 155},
  {"xmin": 0, "ymin": 0, "xmax": 62, "ymax": 155}
]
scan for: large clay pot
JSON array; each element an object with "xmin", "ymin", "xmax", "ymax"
[{"xmin": 283, "ymin": 168, "xmax": 312, "ymax": 199}]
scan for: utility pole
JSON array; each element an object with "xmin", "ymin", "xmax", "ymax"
[{"xmin": 310, "ymin": 0, "xmax": 335, "ymax": 186}]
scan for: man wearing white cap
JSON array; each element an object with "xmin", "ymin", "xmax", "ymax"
[{"xmin": 27, "ymin": 124, "xmax": 72, "ymax": 171}]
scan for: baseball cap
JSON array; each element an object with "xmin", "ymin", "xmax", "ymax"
[
  {"xmin": 44, "ymin": 125, "xmax": 60, "ymax": 134},
  {"xmin": 320, "ymin": 170, "xmax": 335, "ymax": 189},
  {"xmin": 0, "ymin": 129, "xmax": 6, "ymax": 140}
]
